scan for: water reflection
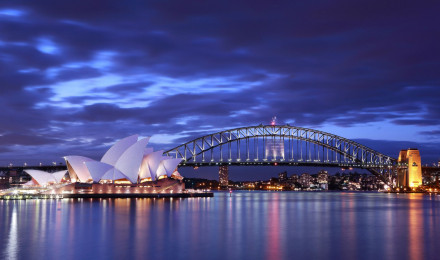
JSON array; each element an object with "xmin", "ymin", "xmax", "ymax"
[
  {"xmin": 408, "ymin": 194, "xmax": 424, "ymax": 260},
  {"xmin": 5, "ymin": 201, "xmax": 18, "ymax": 260},
  {"xmin": 266, "ymin": 193, "xmax": 281, "ymax": 260},
  {"xmin": 0, "ymin": 192, "xmax": 440, "ymax": 260}
]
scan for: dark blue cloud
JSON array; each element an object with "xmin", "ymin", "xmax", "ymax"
[
  {"xmin": 0, "ymin": 134, "xmax": 60, "ymax": 146},
  {"xmin": 0, "ymin": 0, "xmax": 439, "ymax": 166},
  {"xmin": 53, "ymin": 66, "xmax": 103, "ymax": 82}
]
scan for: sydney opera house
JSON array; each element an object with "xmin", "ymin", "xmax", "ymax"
[{"xmin": 22, "ymin": 135, "xmax": 187, "ymax": 197}]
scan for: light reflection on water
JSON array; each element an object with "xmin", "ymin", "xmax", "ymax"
[{"xmin": 0, "ymin": 192, "xmax": 439, "ymax": 260}]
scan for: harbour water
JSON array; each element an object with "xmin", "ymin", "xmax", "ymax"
[{"xmin": 1, "ymin": 191, "xmax": 439, "ymax": 260}]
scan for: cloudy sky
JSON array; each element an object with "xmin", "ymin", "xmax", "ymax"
[{"xmin": 0, "ymin": 0, "xmax": 439, "ymax": 168}]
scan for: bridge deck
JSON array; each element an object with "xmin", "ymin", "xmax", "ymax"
[{"xmin": 180, "ymin": 161, "xmax": 392, "ymax": 168}]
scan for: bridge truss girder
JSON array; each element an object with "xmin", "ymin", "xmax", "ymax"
[{"xmin": 164, "ymin": 125, "xmax": 396, "ymax": 169}]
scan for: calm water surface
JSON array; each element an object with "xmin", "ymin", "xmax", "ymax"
[{"xmin": 1, "ymin": 191, "xmax": 440, "ymax": 260}]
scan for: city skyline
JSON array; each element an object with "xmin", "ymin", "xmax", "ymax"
[{"xmin": 0, "ymin": 1, "xmax": 439, "ymax": 166}]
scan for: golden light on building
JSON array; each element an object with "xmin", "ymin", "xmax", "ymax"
[
  {"xmin": 397, "ymin": 149, "xmax": 422, "ymax": 188},
  {"xmin": 407, "ymin": 149, "xmax": 422, "ymax": 187}
]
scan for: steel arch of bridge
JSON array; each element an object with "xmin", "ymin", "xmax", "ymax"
[{"xmin": 164, "ymin": 125, "xmax": 396, "ymax": 169}]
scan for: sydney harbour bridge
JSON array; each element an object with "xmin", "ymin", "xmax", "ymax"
[{"xmin": 164, "ymin": 125, "xmax": 397, "ymax": 183}]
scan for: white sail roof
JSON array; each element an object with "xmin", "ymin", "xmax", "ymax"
[
  {"xmin": 156, "ymin": 161, "xmax": 167, "ymax": 179},
  {"xmin": 85, "ymin": 161, "xmax": 114, "ymax": 182},
  {"xmin": 100, "ymin": 134, "xmax": 140, "ymax": 166},
  {"xmin": 24, "ymin": 170, "xmax": 67, "ymax": 186},
  {"xmin": 52, "ymin": 170, "xmax": 68, "ymax": 183},
  {"xmin": 101, "ymin": 168, "xmax": 127, "ymax": 180},
  {"xmin": 139, "ymin": 155, "xmax": 151, "ymax": 179},
  {"xmin": 162, "ymin": 158, "xmax": 183, "ymax": 177},
  {"xmin": 144, "ymin": 147, "xmax": 153, "ymax": 156},
  {"xmin": 24, "ymin": 170, "xmax": 56, "ymax": 186},
  {"xmin": 156, "ymin": 157, "xmax": 182, "ymax": 178},
  {"xmin": 64, "ymin": 156, "xmax": 94, "ymax": 182},
  {"xmin": 139, "ymin": 150, "xmax": 163, "ymax": 181},
  {"xmin": 115, "ymin": 138, "xmax": 150, "ymax": 183}
]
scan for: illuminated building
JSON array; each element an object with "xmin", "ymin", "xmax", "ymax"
[
  {"xmin": 15, "ymin": 135, "xmax": 186, "ymax": 195},
  {"xmin": 407, "ymin": 149, "xmax": 422, "ymax": 188},
  {"xmin": 397, "ymin": 149, "xmax": 422, "ymax": 188},
  {"xmin": 317, "ymin": 170, "xmax": 328, "ymax": 190},
  {"xmin": 300, "ymin": 173, "xmax": 312, "ymax": 188},
  {"xmin": 64, "ymin": 134, "xmax": 183, "ymax": 184},
  {"xmin": 219, "ymin": 165, "xmax": 228, "ymax": 187}
]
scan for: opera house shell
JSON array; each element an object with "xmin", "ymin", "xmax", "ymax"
[
  {"xmin": 65, "ymin": 134, "xmax": 183, "ymax": 184},
  {"xmin": 23, "ymin": 170, "xmax": 68, "ymax": 186}
]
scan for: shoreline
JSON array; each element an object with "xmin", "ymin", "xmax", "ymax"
[{"xmin": 0, "ymin": 192, "xmax": 214, "ymax": 200}]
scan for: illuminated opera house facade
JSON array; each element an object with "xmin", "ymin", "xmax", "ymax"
[{"xmin": 24, "ymin": 135, "xmax": 185, "ymax": 195}]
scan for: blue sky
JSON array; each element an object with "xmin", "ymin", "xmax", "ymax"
[{"xmin": 0, "ymin": 0, "xmax": 439, "ymax": 168}]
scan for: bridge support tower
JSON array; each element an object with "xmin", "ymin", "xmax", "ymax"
[{"xmin": 397, "ymin": 149, "xmax": 422, "ymax": 188}]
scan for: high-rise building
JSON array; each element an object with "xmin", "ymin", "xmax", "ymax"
[
  {"xmin": 219, "ymin": 165, "xmax": 229, "ymax": 187},
  {"xmin": 317, "ymin": 170, "xmax": 328, "ymax": 182},
  {"xmin": 397, "ymin": 149, "xmax": 422, "ymax": 188},
  {"xmin": 317, "ymin": 170, "xmax": 328, "ymax": 190},
  {"xmin": 300, "ymin": 173, "xmax": 312, "ymax": 188}
]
